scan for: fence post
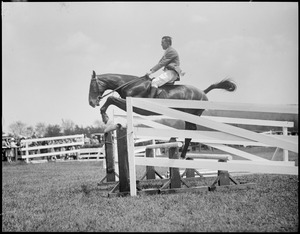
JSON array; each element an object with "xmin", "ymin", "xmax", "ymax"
[
  {"xmin": 104, "ymin": 131, "xmax": 116, "ymax": 182},
  {"xmin": 116, "ymin": 127, "xmax": 130, "ymax": 193},
  {"xmin": 186, "ymin": 157, "xmax": 195, "ymax": 178},
  {"xmin": 282, "ymin": 127, "xmax": 288, "ymax": 161},
  {"xmin": 169, "ymin": 138, "xmax": 181, "ymax": 189},
  {"xmin": 25, "ymin": 142, "xmax": 29, "ymax": 163},
  {"xmin": 113, "ymin": 131, "xmax": 118, "ymax": 163},
  {"xmin": 217, "ymin": 170, "xmax": 230, "ymax": 186},
  {"xmin": 145, "ymin": 148, "xmax": 156, "ymax": 179}
]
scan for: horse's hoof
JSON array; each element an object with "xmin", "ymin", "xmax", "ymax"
[
  {"xmin": 104, "ymin": 123, "xmax": 118, "ymax": 133},
  {"xmin": 102, "ymin": 118, "xmax": 108, "ymax": 124},
  {"xmin": 102, "ymin": 114, "xmax": 109, "ymax": 124},
  {"xmin": 180, "ymin": 152, "xmax": 186, "ymax": 159}
]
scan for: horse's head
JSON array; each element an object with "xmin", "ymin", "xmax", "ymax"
[
  {"xmin": 89, "ymin": 70, "xmax": 105, "ymax": 108},
  {"xmin": 89, "ymin": 71, "xmax": 152, "ymax": 108}
]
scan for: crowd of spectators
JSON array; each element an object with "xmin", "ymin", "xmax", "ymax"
[
  {"xmin": 2, "ymin": 133, "xmax": 101, "ymax": 162},
  {"xmin": 83, "ymin": 135, "xmax": 101, "ymax": 146},
  {"xmin": 26, "ymin": 138, "xmax": 83, "ymax": 161},
  {"xmin": 2, "ymin": 137, "xmax": 20, "ymax": 163}
]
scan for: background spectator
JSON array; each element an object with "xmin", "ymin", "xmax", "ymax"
[
  {"xmin": 2, "ymin": 139, "xmax": 11, "ymax": 162},
  {"xmin": 7, "ymin": 138, "xmax": 17, "ymax": 162}
]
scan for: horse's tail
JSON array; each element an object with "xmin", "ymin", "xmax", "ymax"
[{"xmin": 203, "ymin": 78, "xmax": 237, "ymax": 94}]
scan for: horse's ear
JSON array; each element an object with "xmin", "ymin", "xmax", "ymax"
[{"xmin": 92, "ymin": 70, "xmax": 96, "ymax": 78}]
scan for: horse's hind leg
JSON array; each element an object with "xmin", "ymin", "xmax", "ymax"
[
  {"xmin": 180, "ymin": 121, "xmax": 197, "ymax": 159},
  {"xmin": 180, "ymin": 138, "xmax": 191, "ymax": 159}
]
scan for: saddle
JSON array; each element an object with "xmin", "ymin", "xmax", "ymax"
[
  {"xmin": 147, "ymin": 74, "xmax": 177, "ymax": 98},
  {"xmin": 155, "ymin": 81, "xmax": 176, "ymax": 98}
]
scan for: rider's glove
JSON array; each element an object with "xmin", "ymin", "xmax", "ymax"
[{"xmin": 145, "ymin": 71, "xmax": 153, "ymax": 78}]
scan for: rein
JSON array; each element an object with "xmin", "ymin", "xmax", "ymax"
[{"xmin": 96, "ymin": 75, "xmax": 149, "ymax": 100}]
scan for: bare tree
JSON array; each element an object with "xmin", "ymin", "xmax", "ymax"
[
  {"xmin": 35, "ymin": 122, "xmax": 47, "ymax": 137},
  {"xmin": 61, "ymin": 119, "xmax": 75, "ymax": 135},
  {"xmin": 8, "ymin": 121, "xmax": 27, "ymax": 137},
  {"xmin": 25, "ymin": 126, "xmax": 35, "ymax": 137}
]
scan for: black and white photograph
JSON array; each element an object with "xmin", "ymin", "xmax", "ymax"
[{"xmin": 2, "ymin": 2, "xmax": 298, "ymax": 232}]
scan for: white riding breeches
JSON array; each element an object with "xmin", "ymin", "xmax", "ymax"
[{"xmin": 151, "ymin": 70, "xmax": 178, "ymax": 88}]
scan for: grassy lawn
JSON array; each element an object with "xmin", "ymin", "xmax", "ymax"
[{"xmin": 2, "ymin": 148, "xmax": 298, "ymax": 232}]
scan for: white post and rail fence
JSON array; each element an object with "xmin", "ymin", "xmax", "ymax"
[
  {"xmin": 20, "ymin": 134, "xmax": 105, "ymax": 163},
  {"xmin": 123, "ymin": 97, "xmax": 298, "ymax": 196}
]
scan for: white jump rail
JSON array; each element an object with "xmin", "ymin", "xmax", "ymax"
[
  {"xmin": 21, "ymin": 134, "xmax": 84, "ymax": 163},
  {"xmin": 114, "ymin": 112, "xmax": 296, "ymax": 160},
  {"xmin": 125, "ymin": 98, "xmax": 298, "ymax": 196}
]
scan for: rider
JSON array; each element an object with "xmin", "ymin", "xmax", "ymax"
[{"xmin": 146, "ymin": 36, "xmax": 184, "ymax": 98}]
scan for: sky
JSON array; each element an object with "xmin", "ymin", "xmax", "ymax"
[{"xmin": 2, "ymin": 2, "xmax": 298, "ymax": 133}]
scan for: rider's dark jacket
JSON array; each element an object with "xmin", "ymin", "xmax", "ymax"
[{"xmin": 150, "ymin": 46, "xmax": 182, "ymax": 81}]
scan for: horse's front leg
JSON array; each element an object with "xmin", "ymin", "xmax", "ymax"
[
  {"xmin": 100, "ymin": 103, "xmax": 109, "ymax": 124},
  {"xmin": 100, "ymin": 96, "xmax": 160, "ymax": 124},
  {"xmin": 100, "ymin": 96, "xmax": 128, "ymax": 124}
]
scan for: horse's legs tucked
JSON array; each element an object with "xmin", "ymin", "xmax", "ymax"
[
  {"xmin": 100, "ymin": 96, "xmax": 160, "ymax": 124},
  {"xmin": 100, "ymin": 97, "xmax": 117, "ymax": 123},
  {"xmin": 180, "ymin": 121, "xmax": 197, "ymax": 159}
]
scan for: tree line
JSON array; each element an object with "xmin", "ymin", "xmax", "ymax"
[{"xmin": 6, "ymin": 119, "xmax": 107, "ymax": 139}]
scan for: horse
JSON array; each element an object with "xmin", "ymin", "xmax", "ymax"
[{"xmin": 89, "ymin": 70, "xmax": 236, "ymax": 158}]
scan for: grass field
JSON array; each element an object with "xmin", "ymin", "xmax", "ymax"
[{"xmin": 2, "ymin": 147, "xmax": 298, "ymax": 232}]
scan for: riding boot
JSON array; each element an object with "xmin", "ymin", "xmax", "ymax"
[{"xmin": 149, "ymin": 87, "xmax": 158, "ymax": 98}]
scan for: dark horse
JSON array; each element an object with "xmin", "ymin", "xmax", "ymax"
[{"xmin": 89, "ymin": 70, "xmax": 236, "ymax": 158}]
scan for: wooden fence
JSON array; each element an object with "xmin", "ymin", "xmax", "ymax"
[
  {"xmin": 78, "ymin": 147, "xmax": 105, "ymax": 161},
  {"xmin": 21, "ymin": 134, "xmax": 84, "ymax": 163},
  {"xmin": 124, "ymin": 98, "xmax": 298, "ymax": 196}
]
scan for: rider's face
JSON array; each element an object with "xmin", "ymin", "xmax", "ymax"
[{"xmin": 161, "ymin": 39, "xmax": 169, "ymax": 50}]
